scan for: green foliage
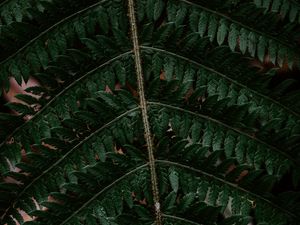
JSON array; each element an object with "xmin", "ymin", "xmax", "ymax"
[{"xmin": 0, "ymin": 0, "xmax": 299, "ymax": 224}]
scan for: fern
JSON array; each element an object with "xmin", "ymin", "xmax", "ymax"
[
  {"xmin": 0, "ymin": 0, "xmax": 299, "ymax": 225},
  {"xmin": 253, "ymin": 0, "xmax": 300, "ymax": 23}
]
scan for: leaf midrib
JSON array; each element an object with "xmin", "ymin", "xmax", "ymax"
[
  {"xmin": 162, "ymin": 214, "xmax": 203, "ymax": 225},
  {"xmin": 127, "ymin": 0, "xmax": 162, "ymax": 223}
]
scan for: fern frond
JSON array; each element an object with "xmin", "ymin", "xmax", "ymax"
[
  {"xmin": 253, "ymin": 0, "xmax": 300, "ymax": 24},
  {"xmin": 0, "ymin": 0, "xmax": 125, "ymax": 89},
  {"xmin": 142, "ymin": 48, "xmax": 300, "ymax": 156},
  {"xmin": 0, "ymin": 51, "xmax": 133, "ymax": 144},
  {"xmin": 0, "ymin": 52, "xmax": 138, "ymax": 223},
  {"xmin": 171, "ymin": 0, "xmax": 300, "ymax": 67},
  {"xmin": 157, "ymin": 161, "xmax": 298, "ymax": 224},
  {"xmin": 0, "ymin": 0, "xmax": 102, "ymax": 60},
  {"xmin": 0, "ymin": 0, "xmax": 299, "ymax": 224},
  {"xmin": 0, "ymin": 106, "xmax": 142, "ymax": 223},
  {"xmin": 149, "ymin": 103, "xmax": 296, "ymax": 175}
]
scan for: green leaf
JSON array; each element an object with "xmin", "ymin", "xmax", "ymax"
[
  {"xmin": 248, "ymin": 32, "xmax": 257, "ymax": 57},
  {"xmin": 35, "ymin": 44, "xmax": 49, "ymax": 69},
  {"xmin": 189, "ymin": 10, "xmax": 199, "ymax": 32},
  {"xmin": 178, "ymin": 193, "xmax": 196, "ymax": 212},
  {"xmin": 217, "ymin": 19, "xmax": 228, "ymax": 45},
  {"xmin": 13, "ymin": 4, "xmax": 23, "ymax": 22},
  {"xmin": 289, "ymin": 4, "xmax": 298, "ymax": 22},
  {"xmin": 123, "ymin": 189, "xmax": 134, "ymax": 208},
  {"xmin": 277, "ymin": 47, "xmax": 287, "ymax": 67},
  {"xmin": 114, "ymin": 61, "xmax": 126, "ymax": 86},
  {"xmin": 208, "ymin": 15, "xmax": 218, "ymax": 42},
  {"xmin": 74, "ymin": 20, "xmax": 86, "ymax": 38},
  {"xmin": 9, "ymin": 62, "xmax": 22, "ymax": 85},
  {"xmin": 93, "ymin": 141, "xmax": 106, "ymax": 162},
  {"xmin": 6, "ymin": 102, "xmax": 33, "ymax": 114},
  {"xmin": 239, "ymin": 28, "xmax": 248, "ymax": 54},
  {"xmin": 254, "ymin": 0, "xmax": 262, "ymax": 7},
  {"xmin": 191, "ymin": 121, "xmax": 201, "ymax": 143},
  {"xmin": 55, "ymin": 33, "xmax": 67, "ymax": 51},
  {"xmin": 169, "ymin": 169, "xmax": 179, "ymax": 193},
  {"xmin": 96, "ymin": 91, "xmax": 120, "ymax": 110},
  {"xmin": 146, "ymin": 0, "xmax": 155, "ymax": 21},
  {"xmin": 262, "ymin": 0, "xmax": 272, "ymax": 9},
  {"xmin": 198, "ymin": 11, "xmax": 209, "ymax": 37},
  {"xmin": 154, "ymin": 22, "xmax": 175, "ymax": 44},
  {"xmin": 269, "ymin": 40, "xmax": 278, "ymax": 64},
  {"xmin": 133, "ymin": 205, "xmax": 152, "ymax": 220},
  {"xmin": 98, "ymin": 8, "xmax": 109, "ymax": 34},
  {"xmin": 257, "ymin": 36, "xmax": 267, "ymax": 62},
  {"xmin": 228, "ymin": 24, "xmax": 239, "ymax": 52},
  {"xmin": 81, "ymin": 38, "xmax": 102, "ymax": 56},
  {"xmin": 224, "ymin": 134, "xmax": 236, "ymax": 158},
  {"xmin": 162, "ymin": 191, "xmax": 177, "ymax": 212},
  {"xmin": 280, "ymin": 1, "xmax": 290, "ymax": 18},
  {"xmin": 153, "ymin": 0, "xmax": 164, "ymax": 21},
  {"xmin": 112, "ymin": 28, "xmax": 130, "ymax": 48},
  {"xmin": 271, "ymin": 0, "xmax": 282, "ymax": 12}
]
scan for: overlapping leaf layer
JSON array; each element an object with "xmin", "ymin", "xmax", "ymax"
[{"xmin": 0, "ymin": 0, "xmax": 299, "ymax": 224}]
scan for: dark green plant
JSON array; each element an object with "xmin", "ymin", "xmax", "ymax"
[{"xmin": 0, "ymin": 0, "xmax": 300, "ymax": 224}]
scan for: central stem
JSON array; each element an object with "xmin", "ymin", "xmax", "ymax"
[{"xmin": 127, "ymin": 0, "xmax": 162, "ymax": 224}]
